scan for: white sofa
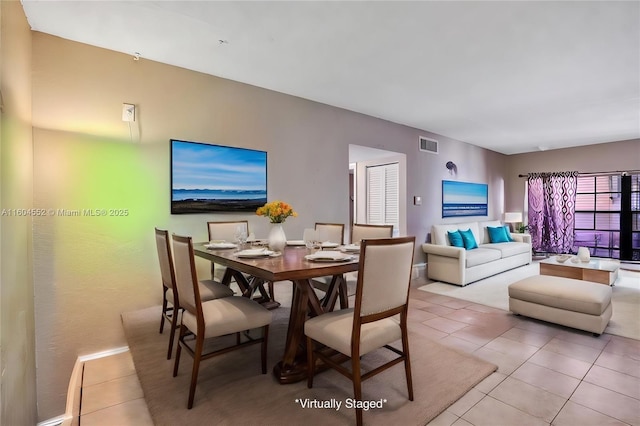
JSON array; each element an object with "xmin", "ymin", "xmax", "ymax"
[{"xmin": 422, "ymin": 220, "xmax": 532, "ymax": 286}]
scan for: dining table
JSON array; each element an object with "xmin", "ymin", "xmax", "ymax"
[{"xmin": 192, "ymin": 242, "xmax": 360, "ymax": 384}]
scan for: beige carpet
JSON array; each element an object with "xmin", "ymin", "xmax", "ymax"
[
  {"xmin": 122, "ymin": 302, "xmax": 496, "ymax": 426},
  {"xmin": 419, "ymin": 262, "xmax": 640, "ymax": 340}
]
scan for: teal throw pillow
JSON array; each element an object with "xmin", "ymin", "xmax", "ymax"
[
  {"xmin": 488, "ymin": 226, "xmax": 510, "ymax": 243},
  {"xmin": 503, "ymin": 225, "xmax": 514, "ymax": 242},
  {"xmin": 459, "ymin": 228, "xmax": 478, "ymax": 250},
  {"xmin": 447, "ymin": 230, "xmax": 464, "ymax": 247}
]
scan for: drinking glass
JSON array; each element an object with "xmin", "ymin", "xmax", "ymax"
[
  {"xmin": 235, "ymin": 226, "xmax": 248, "ymax": 249},
  {"xmin": 303, "ymin": 228, "xmax": 318, "ymax": 252}
]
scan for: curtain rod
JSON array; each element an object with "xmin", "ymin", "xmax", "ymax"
[{"xmin": 518, "ymin": 170, "xmax": 640, "ymax": 178}]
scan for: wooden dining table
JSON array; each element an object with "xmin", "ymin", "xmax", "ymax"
[{"xmin": 192, "ymin": 243, "xmax": 359, "ymax": 384}]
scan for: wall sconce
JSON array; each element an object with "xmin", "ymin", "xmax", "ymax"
[{"xmin": 446, "ymin": 161, "xmax": 457, "ymax": 175}]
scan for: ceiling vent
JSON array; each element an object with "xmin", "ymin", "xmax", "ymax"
[{"xmin": 419, "ymin": 136, "xmax": 438, "ymax": 154}]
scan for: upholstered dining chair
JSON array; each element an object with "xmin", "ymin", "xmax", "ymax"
[
  {"xmin": 315, "ymin": 222, "xmax": 345, "ymax": 245},
  {"xmin": 171, "ymin": 234, "xmax": 272, "ymax": 409},
  {"xmin": 305, "ymin": 236, "xmax": 416, "ymax": 426},
  {"xmin": 155, "ymin": 228, "xmax": 235, "ymax": 360},
  {"xmin": 351, "ymin": 223, "xmax": 394, "ymax": 243},
  {"xmin": 206, "ymin": 220, "xmax": 274, "ymax": 302}
]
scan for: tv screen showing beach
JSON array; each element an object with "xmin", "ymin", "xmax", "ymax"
[
  {"xmin": 171, "ymin": 139, "xmax": 267, "ymax": 214},
  {"xmin": 442, "ymin": 180, "xmax": 488, "ymax": 218}
]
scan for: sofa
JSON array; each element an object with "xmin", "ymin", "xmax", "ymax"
[{"xmin": 422, "ymin": 220, "xmax": 532, "ymax": 286}]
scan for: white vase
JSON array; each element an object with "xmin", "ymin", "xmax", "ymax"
[
  {"xmin": 268, "ymin": 223, "xmax": 287, "ymax": 252},
  {"xmin": 577, "ymin": 247, "xmax": 591, "ymax": 263}
]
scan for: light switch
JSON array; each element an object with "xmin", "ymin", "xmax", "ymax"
[
  {"xmin": 414, "ymin": 196, "xmax": 422, "ymax": 206},
  {"xmin": 122, "ymin": 103, "xmax": 135, "ymax": 122}
]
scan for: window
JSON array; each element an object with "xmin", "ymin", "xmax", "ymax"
[
  {"xmin": 366, "ymin": 163, "xmax": 399, "ymax": 235},
  {"xmin": 574, "ymin": 173, "xmax": 640, "ymax": 260}
]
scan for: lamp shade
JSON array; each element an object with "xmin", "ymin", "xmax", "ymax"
[{"xmin": 504, "ymin": 212, "xmax": 523, "ymax": 223}]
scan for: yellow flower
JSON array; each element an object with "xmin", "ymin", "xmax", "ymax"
[{"xmin": 256, "ymin": 200, "xmax": 297, "ymax": 223}]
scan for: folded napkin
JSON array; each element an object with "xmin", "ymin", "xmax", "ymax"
[{"xmin": 306, "ymin": 251, "xmax": 351, "ymax": 261}]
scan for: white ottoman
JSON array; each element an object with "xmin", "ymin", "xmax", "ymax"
[{"xmin": 508, "ymin": 275, "xmax": 612, "ymax": 335}]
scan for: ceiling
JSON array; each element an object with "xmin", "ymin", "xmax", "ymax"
[{"xmin": 21, "ymin": 1, "xmax": 640, "ymax": 155}]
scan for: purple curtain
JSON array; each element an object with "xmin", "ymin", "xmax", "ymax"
[{"xmin": 527, "ymin": 171, "xmax": 578, "ymax": 254}]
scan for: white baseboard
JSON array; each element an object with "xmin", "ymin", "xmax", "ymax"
[
  {"xmin": 41, "ymin": 346, "xmax": 132, "ymax": 426},
  {"xmin": 413, "ymin": 262, "xmax": 426, "ymax": 279}
]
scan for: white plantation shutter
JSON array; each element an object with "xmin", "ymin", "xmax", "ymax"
[{"xmin": 367, "ymin": 163, "xmax": 399, "ymax": 234}]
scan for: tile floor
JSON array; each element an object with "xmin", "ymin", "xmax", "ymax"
[{"xmin": 75, "ymin": 279, "xmax": 640, "ymax": 425}]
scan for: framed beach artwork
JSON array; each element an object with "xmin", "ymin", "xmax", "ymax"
[
  {"xmin": 442, "ymin": 180, "xmax": 488, "ymax": 218},
  {"xmin": 170, "ymin": 139, "xmax": 267, "ymax": 214}
]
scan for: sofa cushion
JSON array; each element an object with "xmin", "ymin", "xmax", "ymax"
[
  {"xmin": 488, "ymin": 226, "xmax": 510, "ymax": 243},
  {"xmin": 460, "ymin": 229, "xmax": 478, "ymax": 250},
  {"xmin": 465, "ymin": 248, "xmax": 502, "ymax": 268},
  {"xmin": 447, "ymin": 230, "xmax": 464, "ymax": 247},
  {"xmin": 478, "ymin": 220, "xmax": 503, "ymax": 245},
  {"xmin": 479, "ymin": 242, "xmax": 530, "ymax": 258}
]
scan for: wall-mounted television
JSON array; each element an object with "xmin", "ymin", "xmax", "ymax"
[
  {"xmin": 171, "ymin": 139, "xmax": 267, "ymax": 214},
  {"xmin": 442, "ymin": 180, "xmax": 488, "ymax": 218}
]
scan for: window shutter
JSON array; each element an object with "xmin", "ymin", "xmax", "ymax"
[{"xmin": 366, "ymin": 163, "xmax": 399, "ymax": 234}]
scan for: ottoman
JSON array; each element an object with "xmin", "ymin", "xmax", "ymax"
[{"xmin": 508, "ymin": 275, "xmax": 612, "ymax": 335}]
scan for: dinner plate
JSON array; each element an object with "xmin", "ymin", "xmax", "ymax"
[
  {"xmin": 305, "ymin": 251, "xmax": 354, "ymax": 262},
  {"xmin": 286, "ymin": 240, "xmax": 306, "ymax": 246},
  {"xmin": 320, "ymin": 242, "xmax": 340, "ymax": 248},
  {"xmin": 205, "ymin": 242, "xmax": 237, "ymax": 249},
  {"xmin": 341, "ymin": 244, "xmax": 360, "ymax": 252},
  {"xmin": 236, "ymin": 249, "xmax": 274, "ymax": 258},
  {"xmin": 247, "ymin": 239, "xmax": 269, "ymax": 246}
]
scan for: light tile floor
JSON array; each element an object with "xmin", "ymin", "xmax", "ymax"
[{"xmin": 78, "ymin": 279, "xmax": 640, "ymax": 425}]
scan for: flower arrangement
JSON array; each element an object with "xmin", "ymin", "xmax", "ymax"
[{"xmin": 256, "ymin": 201, "xmax": 297, "ymax": 223}]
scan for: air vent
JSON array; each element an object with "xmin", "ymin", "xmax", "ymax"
[{"xmin": 419, "ymin": 136, "xmax": 438, "ymax": 154}]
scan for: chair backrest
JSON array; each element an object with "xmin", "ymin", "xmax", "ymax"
[
  {"xmin": 207, "ymin": 221, "xmax": 249, "ymax": 242},
  {"xmin": 315, "ymin": 222, "xmax": 344, "ymax": 244},
  {"xmin": 155, "ymin": 228, "xmax": 176, "ymax": 291},
  {"xmin": 354, "ymin": 237, "xmax": 415, "ymax": 318},
  {"xmin": 351, "ymin": 223, "xmax": 394, "ymax": 244},
  {"xmin": 171, "ymin": 234, "xmax": 201, "ymax": 315}
]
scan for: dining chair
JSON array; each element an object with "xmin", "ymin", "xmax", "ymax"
[
  {"xmin": 315, "ymin": 222, "xmax": 345, "ymax": 244},
  {"xmin": 171, "ymin": 234, "xmax": 272, "ymax": 409},
  {"xmin": 305, "ymin": 236, "xmax": 416, "ymax": 426},
  {"xmin": 207, "ymin": 221, "xmax": 274, "ymax": 303},
  {"xmin": 155, "ymin": 228, "xmax": 235, "ymax": 359},
  {"xmin": 351, "ymin": 223, "xmax": 394, "ymax": 243},
  {"xmin": 312, "ymin": 222, "xmax": 347, "ymax": 309}
]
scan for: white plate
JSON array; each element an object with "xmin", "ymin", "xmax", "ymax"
[
  {"xmin": 305, "ymin": 251, "xmax": 354, "ymax": 262},
  {"xmin": 205, "ymin": 242, "xmax": 237, "ymax": 249},
  {"xmin": 247, "ymin": 239, "xmax": 269, "ymax": 246},
  {"xmin": 236, "ymin": 249, "xmax": 274, "ymax": 258},
  {"xmin": 341, "ymin": 244, "xmax": 360, "ymax": 252},
  {"xmin": 321, "ymin": 242, "xmax": 340, "ymax": 248},
  {"xmin": 287, "ymin": 240, "xmax": 306, "ymax": 246}
]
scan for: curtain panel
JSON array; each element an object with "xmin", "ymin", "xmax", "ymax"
[{"xmin": 527, "ymin": 171, "xmax": 579, "ymax": 254}]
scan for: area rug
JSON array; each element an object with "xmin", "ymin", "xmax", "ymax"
[
  {"xmin": 419, "ymin": 262, "xmax": 640, "ymax": 340},
  {"xmin": 122, "ymin": 303, "xmax": 496, "ymax": 426}
]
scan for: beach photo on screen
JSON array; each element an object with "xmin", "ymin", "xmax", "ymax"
[{"xmin": 171, "ymin": 139, "xmax": 267, "ymax": 214}]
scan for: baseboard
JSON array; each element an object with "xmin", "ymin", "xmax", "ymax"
[
  {"xmin": 37, "ymin": 415, "xmax": 65, "ymax": 426},
  {"xmin": 413, "ymin": 262, "xmax": 426, "ymax": 279}
]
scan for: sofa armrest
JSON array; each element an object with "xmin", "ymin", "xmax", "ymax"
[
  {"xmin": 510, "ymin": 233, "xmax": 531, "ymax": 244},
  {"xmin": 421, "ymin": 243, "xmax": 465, "ymax": 258}
]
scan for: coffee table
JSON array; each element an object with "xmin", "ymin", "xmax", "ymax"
[{"xmin": 539, "ymin": 256, "xmax": 619, "ymax": 285}]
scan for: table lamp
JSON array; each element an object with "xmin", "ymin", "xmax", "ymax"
[{"xmin": 504, "ymin": 212, "xmax": 523, "ymax": 232}]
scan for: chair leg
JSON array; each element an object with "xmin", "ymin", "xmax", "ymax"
[
  {"xmin": 167, "ymin": 306, "xmax": 179, "ymax": 360},
  {"xmin": 173, "ymin": 326, "xmax": 184, "ymax": 378},
  {"xmin": 159, "ymin": 291, "xmax": 168, "ymax": 333},
  {"xmin": 306, "ymin": 336, "xmax": 315, "ymax": 388},
  {"xmin": 352, "ymin": 355, "xmax": 363, "ymax": 426},
  {"xmin": 261, "ymin": 325, "xmax": 269, "ymax": 374},
  {"xmin": 187, "ymin": 334, "xmax": 204, "ymax": 409},
  {"xmin": 401, "ymin": 321, "xmax": 414, "ymax": 401}
]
